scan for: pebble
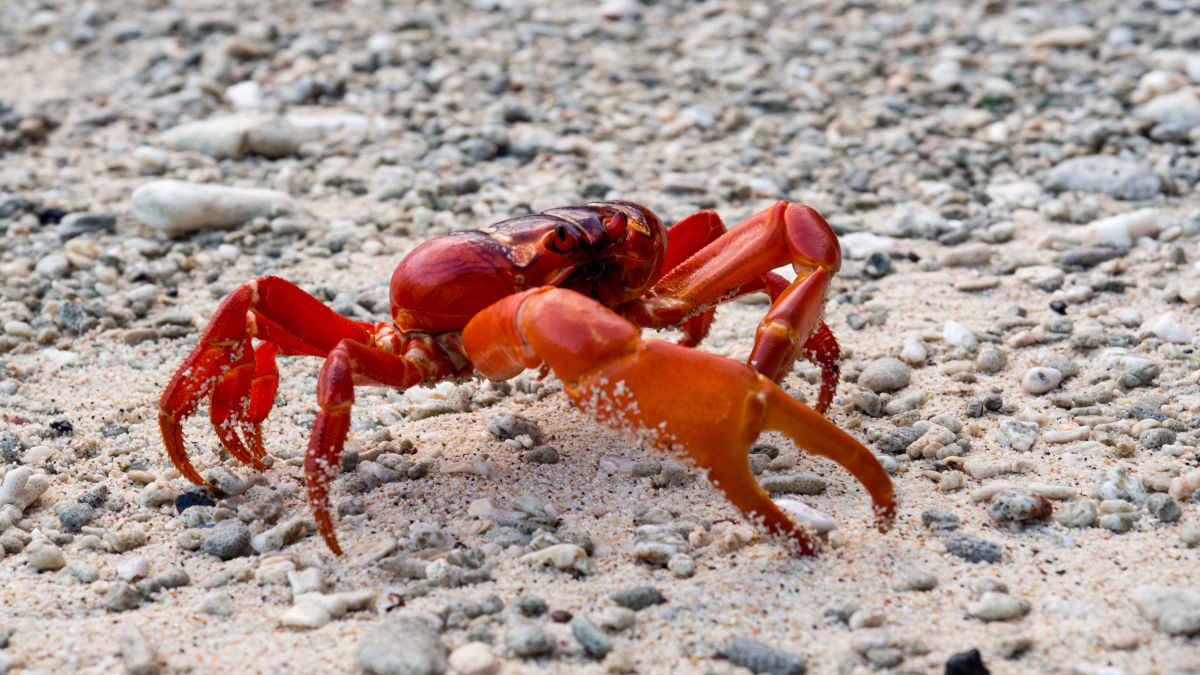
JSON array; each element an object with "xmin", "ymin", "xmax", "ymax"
[
  {"xmin": 520, "ymin": 543, "xmax": 589, "ymax": 574},
  {"xmin": 485, "ymin": 413, "xmax": 543, "ymax": 443},
  {"xmin": 56, "ymin": 502, "xmax": 94, "ymax": 532},
  {"xmin": 200, "ymin": 594, "xmax": 235, "ymax": 616},
  {"xmin": 905, "ymin": 572, "xmax": 938, "ymax": 591},
  {"xmin": 515, "ymin": 594, "xmax": 548, "ymax": 617},
  {"xmin": 1094, "ymin": 466, "xmax": 1146, "ymax": 506},
  {"xmin": 65, "ymin": 560, "xmax": 99, "ymax": 583},
  {"xmin": 570, "ymin": 616, "xmax": 612, "ymax": 658},
  {"xmin": 1099, "ymin": 512, "xmax": 1139, "ymax": 533},
  {"xmin": 945, "ymin": 532, "xmax": 1003, "ymax": 563},
  {"xmin": 25, "ymin": 537, "xmax": 65, "ymax": 571},
  {"xmin": 922, "ymin": 508, "xmax": 961, "ymax": 534},
  {"xmin": 1132, "ymin": 586, "xmax": 1200, "ymax": 636},
  {"xmin": 505, "ymin": 620, "xmax": 555, "ymax": 657},
  {"xmin": 1054, "ymin": 500, "xmax": 1097, "ymax": 528},
  {"xmin": 250, "ymin": 516, "xmax": 312, "ymax": 553},
  {"xmin": 1021, "ymin": 367, "xmax": 1062, "ymax": 395},
  {"xmin": 1044, "ymin": 155, "xmax": 1162, "ymax": 201},
  {"xmin": 987, "ymin": 490, "xmax": 1053, "ymax": 526},
  {"xmin": 857, "ymin": 357, "xmax": 911, "ymax": 393},
  {"xmin": 159, "ymin": 113, "xmax": 304, "ymax": 159},
  {"xmin": 667, "ymin": 553, "xmax": 696, "ymax": 578},
  {"xmin": 203, "ymin": 521, "xmax": 252, "ymax": 560},
  {"xmin": 599, "ymin": 606, "xmax": 636, "ymax": 632},
  {"xmin": 996, "ymin": 419, "xmax": 1038, "ymax": 452},
  {"xmin": 115, "ymin": 555, "xmax": 150, "ymax": 581},
  {"xmin": 353, "ymin": 612, "xmax": 447, "ymax": 673},
  {"xmin": 633, "ymin": 525, "xmax": 689, "ymax": 566},
  {"xmin": 279, "ymin": 602, "xmax": 332, "ymax": 630},
  {"xmin": 1149, "ymin": 312, "xmax": 1193, "ymax": 344},
  {"xmin": 610, "ymin": 586, "xmax": 666, "ymax": 611},
  {"xmin": 118, "ymin": 625, "xmax": 161, "ymax": 675},
  {"xmin": 105, "ymin": 581, "xmax": 143, "ymax": 612},
  {"xmin": 761, "ymin": 472, "xmax": 826, "ymax": 495},
  {"xmin": 131, "ymin": 180, "xmax": 296, "ymax": 236},
  {"xmin": 448, "ymin": 642, "xmax": 498, "ymax": 675},
  {"xmin": 722, "ymin": 637, "xmax": 807, "ymax": 675},
  {"xmin": 966, "ymin": 592, "xmax": 1031, "ymax": 622}
]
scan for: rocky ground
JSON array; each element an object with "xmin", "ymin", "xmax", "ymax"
[{"xmin": 2, "ymin": 0, "xmax": 1200, "ymax": 673}]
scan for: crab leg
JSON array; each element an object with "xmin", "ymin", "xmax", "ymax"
[
  {"xmin": 159, "ymin": 277, "xmax": 374, "ymax": 485},
  {"xmin": 620, "ymin": 201, "xmax": 843, "ymax": 412},
  {"xmin": 464, "ymin": 287, "xmax": 894, "ymax": 555}
]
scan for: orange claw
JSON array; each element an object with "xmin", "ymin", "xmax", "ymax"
[{"xmin": 464, "ymin": 287, "xmax": 895, "ymax": 555}]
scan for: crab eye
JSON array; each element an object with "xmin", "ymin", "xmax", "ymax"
[{"xmin": 545, "ymin": 225, "xmax": 576, "ymax": 254}]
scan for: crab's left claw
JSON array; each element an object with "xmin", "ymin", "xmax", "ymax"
[{"xmin": 464, "ymin": 287, "xmax": 895, "ymax": 555}]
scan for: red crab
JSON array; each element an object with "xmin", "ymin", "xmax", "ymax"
[{"xmin": 159, "ymin": 201, "xmax": 895, "ymax": 555}]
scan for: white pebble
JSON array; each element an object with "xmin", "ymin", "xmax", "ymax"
[
  {"xmin": 1073, "ymin": 209, "xmax": 1160, "ymax": 248},
  {"xmin": 448, "ymin": 642, "xmax": 499, "ymax": 675},
  {"xmin": 943, "ymin": 320, "xmax": 978, "ymax": 351},
  {"xmin": 3, "ymin": 321, "xmax": 34, "ymax": 338},
  {"xmin": 899, "ymin": 337, "xmax": 928, "ymax": 366},
  {"xmin": 40, "ymin": 348, "xmax": 78, "ymax": 368},
  {"xmin": 287, "ymin": 567, "xmax": 326, "ymax": 596},
  {"xmin": 131, "ymin": 180, "xmax": 296, "ymax": 236},
  {"xmin": 520, "ymin": 543, "xmax": 589, "ymax": 573},
  {"xmin": 1149, "ymin": 312, "xmax": 1193, "ymax": 344},
  {"xmin": 34, "ymin": 254, "xmax": 71, "ymax": 278},
  {"xmin": 26, "ymin": 537, "xmax": 66, "ymax": 571},
  {"xmin": 0, "ymin": 466, "xmax": 50, "ymax": 511},
  {"xmin": 278, "ymin": 602, "xmax": 332, "ymax": 629},
  {"xmin": 114, "ymin": 555, "xmax": 151, "ymax": 581},
  {"xmin": 20, "ymin": 445, "xmax": 53, "ymax": 465},
  {"xmin": 838, "ymin": 232, "xmax": 897, "ymax": 260},
  {"xmin": 775, "ymin": 499, "xmax": 837, "ymax": 533},
  {"xmin": 1022, "ymin": 367, "xmax": 1063, "ymax": 394},
  {"xmin": 159, "ymin": 113, "xmax": 304, "ymax": 160},
  {"xmin": 225, "ymin": 80, "xmax": 263, "ymax": 109}
]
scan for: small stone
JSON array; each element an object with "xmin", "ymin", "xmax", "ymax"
[
  {"xmin": 1054, "ymin": 500, "xmax": 1097, "ymax": 528},
  {"xmin": 945, "ymin": 532, "xmax": 1003, "ymax": 563},
  {"xmin": 976, "ymin": 348, "xmax": 1006, "ymax": 373},
  {"xmin": 1094, "ymin": 466, "xmax": 1146, "ymax": 505},
  {"xmin": 610, "ymin": 586, "xmax": 666, "ymax": 611},
  {"xmin": 921, "ymin": 507, "xmax": 961, "ymax": 534},
  {"xmin": 57, "ymin": 502, "xmax": 94, "ymax": 532},
  {"xmin": 570, "ymin": 616, "xmax": 612, "ymax": 658},
  {"xmin": 251, "ymin": 516, "xmax": 313, "ymax": 553},
  {"xmin": 905, "ymin": 572, "xmax": 938, "ymax": 591},
  {"xmin": 987, "ymin": 490, "xmax": 1053, "ymax": 525},
  {"xmin": 1146, "ymin": 493, "xmax": 1182, "ymax": 523},
  {"xmin": 104, "ymin": 525, "xmax": 147, "ymax": 553},
  {"xmin": 723, "ymin": 637, "xmax": 807, "ymax": 675},
  {"xmin": 204, "ymin": 466, "xmax": 247, "ymax": 496},
  {"xmin": 944, "ymin": 648, "xmax": 989, "ymax": 674},
  {"xmin": 1132, "ymin": 586, "xmax": 1200, "ymax": 636},
  {"xmin": 65, "ymin": 560, "xmax": 99, "ymax": 583},
  {"xmin": 633, "ymin": 525, "xmax": 688, "ymax": 566},
  {"xmin": 448, "ymin": 642, "xmax": 498, "ymax": 675},
  {"xmin": 279, "ymin": 602, "xmax": 332, "ymax": 630},
  {"xmin": 200, "ymin": 593, "xmax": 235, "ymax": 617},
  {"xmin": 760, "ymin": 472, "xmax": 826, "ymax": 495},
  {"xmin": 667, "ymin": 553, "xmax": 695, "ymax": 578},
  {"xmin": 0, "ymin": 467, "xmax": 50, "ymax": 511},
  {"xmin": 522, "ymin": 445, "xmax": 559, "ymax": 464},
  {"xmin": 131, "ymin": 180, "xmax": 296, "ymax": 236},
  {"xmin": 857, "ymin": 358, "xmax": 911, "ymax": 393},
  {"xmin": 114, "ymin": 555, "xmax": 150, "ymax": 581},
  {"xmin": 1099, "ymin": 512, "xmax": 1138, "ymax": 533},
  {"xmin": 353, "ymin": 612, "xmax": 447, "ymax": 674},
  {"xmin": 967, "ymin": 592, "xmax": 1031, "ymax": 622},
  {"xmin": 599, "ymin": 606, "xmax": 636, "ymax": 631},
  {"xmin": 105, "ymin": 581, "xmax": 143, "ymax": 612},
  {"xmin": 505, "ymin": 620, "xmax": 555, "ymax": 658},
  {"xmin": 485, "ymin": 413, "xmax": 542, "ymax": 443},
  {"xmin": 25, "ymin": 537, "xmax": 65, "ymax": 571},
  {"xmin": 520, "ymin": 543, "xmax": 589, "ymax": 573},
  {"xmin": 203, "ymin": 521, "xmax": 252, "ymax": 560},
  {"xmin": 516, "ymin": 594, "xmax": 548, "ymax": 617},
  {"xmin": 996, "ymin": 419, "xmax": 1038, "ymax": 452},
  {"xmin": 1021, "ymin": 367, "xmax": 1062, "ymax": 395},
  {"xmin": 159, "ymin": 113, "xmax": 303, "ymax": 159},
  {"xmin": 119, "ymin": 625, "xmax": 161, "ymax": 675},
  {"xmin": 1044, "ymin": 155, "xmax": 1162, "ymax": 201},
  {"xmin": 34, "ymin": 254, "xmax": 71, "ymax": 278}
]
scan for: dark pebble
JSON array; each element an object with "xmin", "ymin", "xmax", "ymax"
[
  {"xmin": 724, "ymin": 637, "xmax": 807, "ymax": 675},
  {"xmin": 945, "ymin": 532, "xmax": 1003, "ymax": 563},
  {"xmin": 1060, "ymin": 247, "xmax": 1125, "ymax": 267},
  {"xmin": 202, "ymin": 521, "xmax": 252, "ymax": 560},
  {"xmin": 515, "ymin": 594, "xmax": 547, "ymax": 617},
  {"xmin": 864, "ymin": 251, "xmax": 891, "ymax": 278},
  {"xmin": 175, "ymin": 492, "xmax": 215, "ymax": 514},
  {"xmin": 549, "ymin": 609, "xmax": 572, "ymax": 623},
  {"xmin": 58, "ymin": 503, "xmax": 95, "ymax": 532},
  {"xmin": 523, "ymin": 445, "xmax": 559, "ymax": 464},
  {"xmin": 610, "ymin": 586, "xmax": 666, "ymax": 611},
  {"xmin": 1049, "ymin": 300, "xmax": 1067, "ymax": 315},
  {"xmin": 945, "ymin": 648, "xmax": 990, "ymax": 675},
  {"xmin": 36, "ymin": 207, "xmax": 65, "ymax": 225},
  {"xmin": 49, "ymin": 420, "xmax": 74, "ymax": 437}
]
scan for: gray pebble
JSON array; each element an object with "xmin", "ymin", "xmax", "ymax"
[
  {"xmin": 522, "ymin": 445, "xmax": 559, "ymax": 464},
  {"xmin": 1099, "ymin": 512, "xmax": 1139, "ymax": 533},
  {"xmin": 1054, "ymin": 500, "xmax": 1097, "ymax": 528},
  {"xmin": 967, "ymin": 592, "xmax": 1031, "ymax": 622},
  {"xmin": 610, "ymin": 586, "xmax": 666, "ymax": 611},
  {"xmin": 65, "ymin": 560, "xmax": 99, "ymax": 583},
  {"xmin": 760, "ymin": 472, "xmax": 826, "ymax": 495},
  {"xmin": 485, "ymin": 413, "xmax": 542, "ymax": 443},
  {"xmin": 996, "ymin": 419, "xmax": 1037, "ymax": 452},
  {"xmin": 857, "ymin": 358, "xmax": 911, "ymax": 393},
  {"xmin": 119, "ymin": 625, "xmax": 161, "ymax": 675},
  {"xmin": 105, "ymin": 581, "xmax": 143, "ymax": 612},
  {"xmin": 78, "ymin": 485, "xmax": 108, "ymax": 508},
  {"xmin": 204, "ymin": 467, "xmax": 247, "ymax": 496},
  {"xmin": 515, "ymin": 594, "xmax": 548, "ymax": 617},
  {"xmin": 976, "ymin": 347, "xmax": 1007, "ymax": 373},
  {"xmin": 505, "ymin": 620, "xmax": 555, "ymax": 658},
  {"xmin": 1146, "ymin": 493, "xmax": 1182, "ymax": 523},
  {"xmin": 668, "ymin": 553, "xmax": 696, "ymax": 578},
  {"xmin": 945, "ymin": 532, "xmax": 1003, "ymax": 563},
  {"xmin": 200, "ymin": 593, "xmax": 235, "ymax": 617},
  {"xmin": 876, "ymin": 427, "xmax": 923, "ymax": 455},
  {"xmin": 570, "ymin": 616, "xmax": 612, "ymax": 658},
  {"xmin": 353, "ymin": 612, "xmax": 447, "ymax": 674},
  {"xmin": 921, "ymin": 507, "xmax": 961, "ymax": 534},
  {"xmin": 723, "ymin": 636, "xmax": 807, "ymax": 675},
  {"xmin": 633, "ymin": 525, "xmax": 688, "ymax": 566},
  {"xmin": 1044, "ymin": 155, "xmax": 1162, "ymax": 200},
  {"xmin": 57, "ymin": 502, "xmax": 94, "ymax": 532},
  {"xmin": 1139, "ymin": 428, "xmax": 1175, "ymax": 450},
  {"xmin": 203, "ymin": 521, "xmax": 252, "ymax": 560},
  {"xmin": 905, "ymin": 572, "xmax": 938, "ymax": 591}
]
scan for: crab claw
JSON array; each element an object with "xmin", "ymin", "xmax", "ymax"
[{"xmin": 464, "ymin": 287, "xmax": 895, "ymax": 555}]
